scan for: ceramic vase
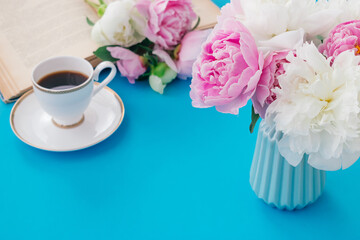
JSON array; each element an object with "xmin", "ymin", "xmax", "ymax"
[{"xmin": 250, "ymin": 121, "xmax": 326, "ymax": 210}]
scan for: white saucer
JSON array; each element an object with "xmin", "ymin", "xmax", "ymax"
[{"xmin": 10, "ymin": 85, "xmax": 125, "ymax": 152}]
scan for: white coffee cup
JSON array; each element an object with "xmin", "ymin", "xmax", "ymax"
[{"xmin": 32, "ymin": 56, "xmax": 116, "ymax": 128}]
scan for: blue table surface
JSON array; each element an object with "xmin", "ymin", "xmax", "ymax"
[{"xmin": 2, "ymin": 1, "xmax": 360, "ymax": 239}]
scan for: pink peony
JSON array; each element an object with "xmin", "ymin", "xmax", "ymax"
[
  {"xmin": 107, "ymin": 47, "xmax": 147, "ymax": 84},
  {"xmin": 190, "ymin": 18, "xmax": 264, "ymax": 115},
  {"xmin": 319, "ymin": 20, "xmax": 360, "ymax": 58},
  {"xmin": 177, "ymin": 29, "xmax": 212, "ymax": 79},
  {"xmin": 252, "ymin": 50, "xmax": 290, "ymax": 118},
  {"xmin": 151, "ymin": 30, "xmax": 212, "ymax": 79},
  {"xmin": 136, "ymin": 0, "xmax": 197, "ymax": 50}
]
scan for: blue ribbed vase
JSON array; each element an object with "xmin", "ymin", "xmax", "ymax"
[{"xmin": 250, "ymin": 121, "xmax": 326, "ymax": 210}]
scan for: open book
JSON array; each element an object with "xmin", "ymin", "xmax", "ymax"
[{"xmin": 0, "ymin": 0, "xmax": 220, "ymax": 103}]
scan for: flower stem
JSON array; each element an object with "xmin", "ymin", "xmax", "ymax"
[
  {"xmin": 191, "ymin": 17, "xmax": 201, "ymax": 31},
  {"xmin": 84, "ymin": 0, "xmax": 107, "ymax": 17},
  {"xmin": 249, "ymin": 105, "xmax": 260, "ymax": 134},
  {"xmin": 84, "ymin": 0, "xmax": 99, "ymax": 9}
]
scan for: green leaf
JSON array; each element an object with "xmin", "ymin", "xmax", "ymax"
[
  {"xmin": 136, "ymin": 71, "xmax": 151, "ymax": 81},
  {"xmin": 249, "ymin": 105, "xmax": 260, "ymax": 134},
  {"xmin": 93, "ymin": 46, "xmax": 119, "ymax": 62},
  {"xmin": 137, "ymin": 45, "xmax": 153, "ymax": 53},
  {"xmin": 86, "ymin": 16, "xmax": 95, "ymax": 26},
  {"xmin": 143, "ymin": 52, "xmax": 158, "ymax": 66},
  {"xmin": 129, "ymin": 38, "xmax": 154, "ymax": 55},
  {"xmin": 316, "ymin": 35, "xmax": 324, "ymax": 44},
  {"xmin": 141, "ymin": 38, "xmax": 153, "ymax": 47},
  {"xmin": 191, "ymin": 16, "xmax": 201, "ymax": 31}
]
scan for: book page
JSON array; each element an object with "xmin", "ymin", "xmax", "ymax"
[
  {"xmin": 0, "ymin": 0, "xmax": 219, "ymax": 103},
  {"xmin": 192, "ymin": 0, "xmax": 220, "ymax": 30},
  {"xmin": 0, "ymin": 0, "xmax": 99, "ymax": 102}
]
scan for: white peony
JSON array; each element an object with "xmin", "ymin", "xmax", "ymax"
[
  {"xmin": 325, "ymin": 0, "xmax": 360, "ymax": 33},
  {"xmin": 220, "ymin": 0, "xmax": 342, "ymax": 53},
  {"xmin": 91, "ymin": 0, "xmax": 146, "ymax": 47},
  {"xmin": 266, "ymin": 42, "xmax": 360, "ymax": 171}
]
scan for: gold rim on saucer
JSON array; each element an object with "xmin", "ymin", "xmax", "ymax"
[{"xmin": 9, "ymin": 83, "xmax": 125, "ymax": 152}]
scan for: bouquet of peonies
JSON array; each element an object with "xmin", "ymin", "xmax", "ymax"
[
  {"xmin": 86, "ymin": 0, "xmax": 211, "ymax": 94},
  {"xmin": 190, "ymin": 0, "xmax": 360, "ymax": 171}
]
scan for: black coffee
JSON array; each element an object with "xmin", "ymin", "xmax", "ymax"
[{"xmin": 38, "ymin": 70, "xmax": 88, "ymax": 90}]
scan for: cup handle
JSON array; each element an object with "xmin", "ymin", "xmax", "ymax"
[{"xmin": 92, "ymin": 61, "xmax": 117, "ymax": 96}]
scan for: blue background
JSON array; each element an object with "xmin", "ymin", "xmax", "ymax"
[{"xmin": 1, "ymin": 0, "xmax": 360, "ymax": 239}]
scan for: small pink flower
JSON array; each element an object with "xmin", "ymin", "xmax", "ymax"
[
  {"xmin": 319, "ymin": 20, "xmax": 360, "ymax": 58},
  {"xmin": 252, "ymin": 50, "xmax": 290, "ymax": 118},
  {"xmin": 107, "ymin": 47, "xmax": 147, "ymax": 84},
  {"xmin": 190, "ymin": 18, "xmax": 264, "ymax": 115},
  {"xmin": 136, "ymin": 0, "xmax": 197, "ymax": 50},
  {"xmin": 177, "ymin": 29, "xmax": 212, "ymax": 79}
]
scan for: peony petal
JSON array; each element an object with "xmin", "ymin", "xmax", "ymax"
[
  {"xmin": 251, "ymin": 95, "xmax": 268, "ymax": 118},
  {"xmin": 177, "ymin": 29, "xmax": 212, "ymax": 78},
  {"xmin": 178, "ymin": 30, "xmax": 212, "ymax": 62},
  {"xmin": 153, "ymin": 48, "xmax": 178, "ymax": 72},
  {"xmin": 296, "ymin": 42, "xmax": 330, "ymax": 74},
  {"xmin": 107, "ymin": 47, "xmax": 146, "ymax": 84},
  {"xmin": 91, "ymin": 21, "xmax": 111, "ymax": 46},
  {"xmin": 215, "ymin": 94, "xmax": 248, "ymax": 115},
  {"xmin": 341, "ymin": 151, "xmax": 360, "ymax": 170},
  {"xmin": 240, "ymin": 32, "xmax": 260, "ymax": 68},
  {"xmin": 258, "ymin": 29, "xmax": 305, "ymax": 53},
  {"xmin": 107, "ymin": 47, "xmax": 137, "ymax": 60},
  {"xmin": 278, "ymin": 136, "xmax": 304, "ymax": 167},
  {"xmin": 243, "ymin": 69, "xmax": 262, "ymax": 95},
  {"xmin": 136, "ymin": 0, "xmax": 152, "ymax": 18},
  {"xmin": 149, "ymin": 75, "xmax": 166, "ymax": 94},
  {"xmin": 301, "ymin": 9, "xmax": 342, "ymax": 37},
  {"xmin": 308, "ymin": 154, "xmax": 342, "ymax": 171}
]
